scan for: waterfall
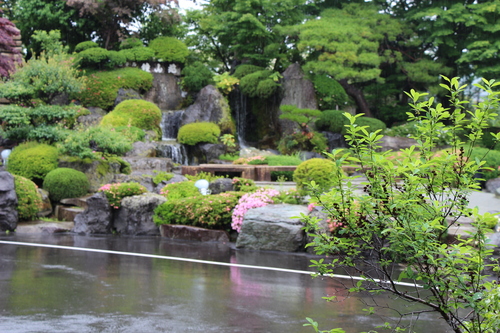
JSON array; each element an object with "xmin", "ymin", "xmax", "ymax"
[
  {"xmin": 161, "ymin": 110, "xmax": 185, "ymax": 140},
  {"xmin": 156, "ymin": 140, "xmax": 188, "ymax": 165},
  {"xmin": 159, "ymin": 110, "xmax": 188, "ymax": 164},
  {"xmin": 230, "ymin": 89, "xmax": 248, "ymax": 148}
]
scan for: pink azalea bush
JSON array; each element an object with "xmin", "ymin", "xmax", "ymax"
[
  {"xmin": 98, "ymin": 182, "xmax": 147, "ymax": 209},
  {"xmin": 231, "ymin": 188, "xmax": 280, "ymax": 232}
]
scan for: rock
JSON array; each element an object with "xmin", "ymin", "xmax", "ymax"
[
  {"xmin": 55, "ymin": 205, "xmax": 85, "ymax": 222},
  {"xmin": 144, "ymin": 73, "xmax": 183, "ymax": 110},
  {"xmin": 236, "ymin": 204, "xmax": 309, "ymax": 252},
  {"xmin": 377, "ymin": 136, "xmax": 417, "ymax": 152},
  {"xmin": 73, "ymin": 192, "xmax": 113, "ymax": 235},
  {"xmin": 180, "ymin": 85, "xmax": 233, "ymax": 131},
  {"xmin": 154, "ymin": 174, "xmax": 188, "ymax": 194},
  {"xmin": 159, "ymin": 225, "xmax": 230, "ymax": 242},
  {"xmin": 186, "ymin": 143, "xmax": 226, "ymax": 164},
  {"xmin": 125, "ymin": 141, "xmax": 157, "ymax": 158},
  {"xmin": 114, "ymin": 88, "xmax": 141, "ymax": 107},
  {"xmin": 321, "ymin": 131, "xmax": 347, "ymax": 150},
  {"xmin": 60, "ymin": 196, "xmax": 90, "ymax": 209},
  {"xmin": 77, "ymin": 107, "xmax": 106, "ymax": 127},
  {"xmin": 279, "ymin": 63, "xmax": 318, "ymax": 135},
  {"xmin": 209, "ymin": 178, "xmax": 234, "ymax": 194},
  {"xmin": 486, "ymin": 178, "xmax": 500, "ymax": 194},
  {"xmin": 58, "ymin": 158, "xmax": 123, "ymax": 192},
  {"xmin": 36, "ymin": 188, "xmax": 52, "ymax": 217},
  {"xmin": 0, "ymin": 171, "xmax": 18, "ymax": 231},
  {"xmin": 113, "ymin": 174, "xmax": 155, "ymax": 192},
  {"xmin": 122, "ymin": 157, "xmax": 174, "ymax": 176},
  {"xmin": 114, "ymin": 193, "xmax": 166, "ymax": 235}
]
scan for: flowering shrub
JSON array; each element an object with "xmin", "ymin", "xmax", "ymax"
[
  {"xmin": 154, "ymin": 192, "xmax": 244, "ymax": 229},
  {"xmin": 231, "ymin": 188, "xmax": 280, "ymax": 232},
  {"xmin": 98, "ymin": 182, "xmax": 147, "ymax": 209},
  {"xmin": 159, "ymin": 181, "xmax": 201, "ymax": 200},
  {"xmin": 233, "ymin": 156, "xmax": 266, "ymax": 165},
  {"xmin": 231, "ymin": 177, "xmax": 257, "ymax": 192}
]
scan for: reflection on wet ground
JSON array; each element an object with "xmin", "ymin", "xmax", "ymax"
[{"xmin": 0, "ymin": 234, "xmax": 452, "ymax": 332}]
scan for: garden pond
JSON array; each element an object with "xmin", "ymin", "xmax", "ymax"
[{"xmin": 0, "ymin": 233, "xmax": 454, "ymax": 332}]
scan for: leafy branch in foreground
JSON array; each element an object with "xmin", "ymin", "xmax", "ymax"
[{"xmin": 303, "ymin": 77, "xmax": 500, "ymax": 333}]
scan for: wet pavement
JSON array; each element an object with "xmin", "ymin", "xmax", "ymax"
[{"xmin": 0, "ymin": 234, "xmax": 453, "ymax": 333}]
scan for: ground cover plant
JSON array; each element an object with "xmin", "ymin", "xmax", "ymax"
[
  {"xmin": 303, "ymin": 77, "xmax": 500, "ymax": 332},
  {"xmin": 98, "ymin": 182, "xmax": 148, "ymax": 209}
]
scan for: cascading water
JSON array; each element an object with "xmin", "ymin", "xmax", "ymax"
[
  {"xmin": 230, "ymin": 89, "xmax": 248, "ymax": 148},
  {"xmin": 158, "ymin": 110, "xmax": 188, "ymax": 165}
]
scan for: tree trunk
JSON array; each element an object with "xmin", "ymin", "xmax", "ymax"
[{"xmin": 338, "ymin": 79, "xmax": 373, "ymax": 117}]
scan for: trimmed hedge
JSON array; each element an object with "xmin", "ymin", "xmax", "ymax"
[
  {"xmin": 74, "ymin": 41, "xmax": 99, "ymax": 53},
  {"xmin": 14, "ymin": 175, "xmax": 42, "ymax": 221},
  {"xmin": 293, "ymin": 158, "xmax": 342, "ymax": 195},
  {"xmin": 149, "ymin": 37, "xmax": 189, "ymax": 63},
  {"xmin": 118, "ymin": 47, "xmax": 155, "ymax": 62},
  {"xmin": 177, "ymin": 122, "xmax": 221, "ymax": 145},
  {"xmin": 73, "ymin": 68, "xmax": 153, "ymax": 110},
  {"xmin": 43, "ymin": 168, "xmax": 90, "ymax": 202},
  {"xmin": 7, "ymin": 142, "xmax": 59, "ymax": 184}
]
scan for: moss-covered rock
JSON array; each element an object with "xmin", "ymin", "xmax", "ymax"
[{"xmin": 43, "ymin": 168, "xmax": 90, "ymax": 202}]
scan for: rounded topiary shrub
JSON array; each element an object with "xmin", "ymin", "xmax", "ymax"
[
  {"xmin": 159, "ymin": 181, "xmax": 202, "ymax": 200},
  {"xmin": 118, "ymin": 47, "xmax": 155, "ymax": 62},
  {"xmin": 43, "ymin": 168, "xmax": 90, "ymax": 202},
  {"xmin": 75, "ymin": 41, "xmax": 99, "ymax": 53},
  {"xmin": 149, "ymin": 36, "xmax": 189, "ymax": 63},
  {"xmin": 315, "ymin": 110, "xmax": 349, "ymax": 133},
  {"xmin": 120, "ymin": 37, "xmax": 144, "ymax": 50},
  {"xmin": 177, "ymin": 122, "xmax": 221, "ymax": 145},
  {"xmin": 293, "ymin": 158, "xmax": 342, "ymax": 195},
  {"xmin": 14, "ymin": 175, "xmax": 42, "ymax": 221},
  {"xmin": 76, "ymin": 47, "xmax": 110, "ymax": 69},
  {"xmin": 100, "ymin": 99, "xmax": 162, "ymax": 134},
  {"xmin": 355, "ymin": 116, "xmax": 387, "ymax": 133},
  {"xmin": 7, "ymin": 142, "xmax": 59, "ymax": 185}
]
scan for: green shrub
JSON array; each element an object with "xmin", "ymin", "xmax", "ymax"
[
  {"xmin": 118, "ymin": 47, "xmax": 155, "ymax": 62},
  {"xmin": 355, "ymin": 116, "xmax": 387, "ymax": 133},
  {"xmin": 482, "ymin": 127, "xmax": 500, "ymax": 149},
  {"xmin": 75, "ymin": 41, "xmax": 99, "ymax": 52},
  {"xmin": 74, "ymin": 68, "xmax": 153, "ymax": 110},
  {"xmin": 152, "ymin": 171, "xmax": 174, "ymax": 185},
  {"xmin": 98, "ymin": 182, "xmax": 148, "ymax": 209},
  {"xmin": 315, "ymin": 110, "xmax": 349, "ymax": 133},
  {"xmin": 181, "ymin": 61, "xmax": 214, "ymax": 92},
  {"xmin": 177, "ymin": 122, "xmax": 221, "ymax": 145},
  {"xmin": 469, "ymin": 147, "xmax": 500, "ymax": 182},
  {"xmin": 154, "ymin": 191, "xmax": 244, "ymax": 230},
  {"xmin": 293, "ymin": 158, "xmax": 341, "ymax": 195},
  {"xmin": 14, "ymin": 175, "xmax": 42, "ymax": 221},
  {"xmin": 239, "ymin": 70, "xmax": 280, "ymax": 99},
  {"xmin": 7, "ymin": 142, "xmax": 59, "ymax": 184},
  {"xmin": 159, "ymin": 181, "xmax": 202, "ymax": 200},
  {"xmin": 149, "ymin": 37, "xmax": 189, "ymax": 63},
  {"xmin": 233, "ymin": 65, "xmax": 264, "ymax": 79},
  {"xmin": 120, "ymin": 38, "xmax": 143, "ymax": 50},
  {"xmin": 311, "ymin": 75, "xmax": 349, "ymax": 111},
  {"xmin": 76, "ymin": 47, "xmax": 110, "ymax": 69},
  {"xmin": 43, "ymin": 168, "xmax": 90, "ymax": 202},
  {"xmin": 100, "ymin": 99, "xmax": 162, "ymax": 134},
  {"xmin": 231, "ymin": 177, "xmax": 257, "ymax": 192},
  {"xmin": 114, "ymin": 125, "xmax": 145, "ymax": 142},
  {"xmin": 107, "ymin": 50, "xmax": 127, "ymax": 68},
  {"xmin": 58, "ymin": 126, "xmax": 132, "ymax": 159}
]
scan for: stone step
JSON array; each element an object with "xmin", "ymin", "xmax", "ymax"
[
  {"xmin": 60, "ymin": 196, "xmax": 92, "ymax": 209},
  {"xmin": 54, "ymin": 205, "xmax": 85, "ymax": 222}
]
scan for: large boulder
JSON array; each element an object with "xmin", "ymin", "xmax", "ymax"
[
  {"xmin": 73, "ymin": 192, "xmax": 113, "ymax": 234},
  {"xmin": 186, "ymin": 143, "xmax": 226, "ymax": 164},
  {"xmin": 279, "ymin": 63, "xmax": 318, "ymax": 135},
  {"xmin": 236, "ymin": 204, "xmax": 309, "ymax": 252},
  {"xmin": 0, "ymin": 171, "xmax": 18, "ymax": 231},
  {"xmin": 114, "ymin": 193, "xmax": 166, "ymax": 235},
  {"xmin": 159, "ymin": 225, "xmax": 229, "ymax": 242},
  {"xmin": 124, "ymin": 141, "xmax": 157, "ymax": 158},
  {"xmin": 144, "ymin": 73, "xmax": 183, "ymax": 110},
  {"xmin": 180, "ymin": 85, "xmax": 233, "ymax": 132},
  {"xmin": 209, "ymin": 178, "xmax": 234, "ymax": 195}
]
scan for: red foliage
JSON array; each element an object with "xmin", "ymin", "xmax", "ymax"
[{"xmin": 0, "ymin": 10, "xmax": 20, "ymax": 77}]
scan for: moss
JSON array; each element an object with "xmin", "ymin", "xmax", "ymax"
[
  {"xmin": 14, "ymin": 175, "xmax": 43, "ymax": 221},
  {"xmin": 177, "ymin": 122, "xmax": 221, "ymax": 145},
  {"xmin": 43, "ymin": 168, "xmax": 90, "ymax": 202},
  {"xmin": 217, "ymin": 96, "xmax": 236, "ymax": 135}
]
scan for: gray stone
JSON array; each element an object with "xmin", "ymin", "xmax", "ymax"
[
  {"xmin": 114, "ymin": 193, "xmax": 166, "ymax": 235},
  {"xmin": 155, "ymin": 174, "xmax": 188, "ymax": 194},
  {"xmin": 58, "ymin": 159, "xmax": 123, "ymax": 192},
  {"xmin": 37, "ymin": 188, "xmax": 52, "ymax": 217},
  {"xmin": 144, "ymin": 73, "xmax": 183, "ymax": 110},
  {"xmin": 236, "ymin": 204, "xmax": 309, "ymax": 252},
  {"xmin": 77, "ymin": 107, "xmax": 106, "ymax": 127},
  {"xmin": 486, "ymin": 178, "xmax": 500, "ymax": 194},
  {"xmin": 122, "ymin": 157, "xmax": 174, "ymax": 176},
  {"xmin": 114, "ymin": 88, "xmax": 141, "ymax": 107},
  {"xmin": 159, "ymin": 225, "xmax": 229, "ymax": 242},
  {"xmin": 209, "ymin": 178, "xmax": 234, "ymax": 194},
  {"xmin": 186, "ymin": 143, "xmax": 226, "ymax": 164},
  {"xmin": 377, "ymin": 136, "xmax": 417, "ymax": 152},
  {"xmin": 180, "ymin": 85, "xmax": 229, "ymax": 126},
  {"xmin": 113, "ymin": 175, "xmax": 155, "ymax": 192},
  {"xmin": 0, "ymin": 171, "xmax": 17, "ymax": 231},
  {"xmin": 279, "ymin": 63, "xmax": 318, "ymax": 135},
  {"xmin": 125, "ymin": 141, "xmax": 157, "ymax": 158},
  {"xmin": 73, "ymin": 192, "xmax": 113, "ymax": 234}
]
